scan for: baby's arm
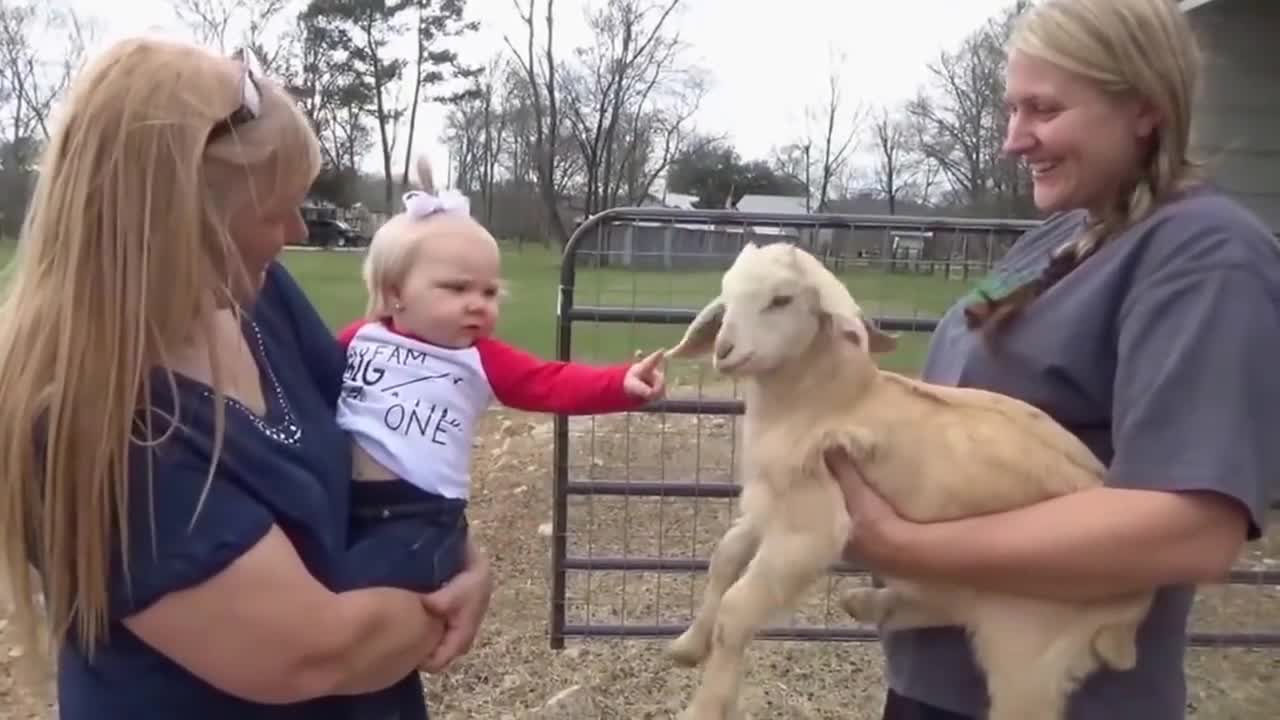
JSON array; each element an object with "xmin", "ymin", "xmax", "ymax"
[{"xmin": 476, "ymin": 337, "xmax": 646, "ymax": 414}]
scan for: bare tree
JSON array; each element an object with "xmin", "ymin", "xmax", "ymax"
[
  {"xmin": 169, "ymin": 0, "xmax": 290, "ymax": 68},
  {"xmin": 505, "ymin": 0, "xmax": 569, "ymax": 246},
  {"xmin": 0, "ymin": 2, "xmax": 90, "ymax": 142},
  {"xmin": 614, "ymin": 65, "xmax": 707, "ymax": 205},
  {"xmin": 772, "ymin": 50, "xmax": 866, "ymax": 211},
  {"xmin": 0, "ymin": 1, "xmax": 94, "ymax": 235},
  {"xmin": 905, "ymin": 0, "xmax": 1032, "ymax": 215},
  {"xmin": 171, "ymin": 0, "xmax": 240, "ymax": 51},
  {"xmin": 811, "ymin": 52, "xmax": 865, "ymax": 211},
  {"xmin": 443, "ymin": 55, "xmax": 587, "ymax": 243},
  {"xmin": 459, "ymin": 56, "xmax": 524, "ymax": 223},
  {"xmin": 397, "ymin": 0, "xmax": 481, "ymax": 189},
  {"xmin": 768, "ymin": 141, "xmax": 811, "ymax": 200},
  {"xmin": 267, "ymin": 4, "xmax": 375, "ymax": 205},
  {"xmin": 868, "ymin": 104, "xmax": 921, "ymax": 214},
  {"xmin": 443, "ymin": 86, "xmax": 485, "ymax": 192},
  {"xmin": 302, "ymin": 0, "xmax": 413, "ymax": 208},
  {"xmin": 559, "ymin": 0, "xmax": 686, "ymax": 214},
  {"xmin": 476, "ymin": 58, "xmax": 512, "ymax": 221}
]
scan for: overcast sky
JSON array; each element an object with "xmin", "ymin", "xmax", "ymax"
[{"xmin": 61, "ymin": 0, "xmax": 1017, "ymax": 184}]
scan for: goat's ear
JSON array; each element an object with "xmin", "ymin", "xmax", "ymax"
[
  {"xmin": 864, "ymin": 317, "xmax": 898, "ymax": 354},
  {"xmin": 667, "ymin": 297, "xmax": 725, "ymax": 358},
  {"xmin": 824, "ymin": 308, "xmax": 896, "ymax": 353},
  {"xmin": 828, "ymin": 312, "xmax": 898, "ymax": 354},
  {"xmin": 804, "ymin": 262, "xmax": 897, "ymax": 354}
]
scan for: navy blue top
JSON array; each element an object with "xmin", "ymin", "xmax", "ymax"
[{"xmin": 56, "ymin": 262, "xmax": 426, "ymax": 719}]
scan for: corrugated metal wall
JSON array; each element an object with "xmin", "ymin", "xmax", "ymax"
[{"xmin": 1188, "ymin": 0, "xmax": 1280, "ymax": 231}]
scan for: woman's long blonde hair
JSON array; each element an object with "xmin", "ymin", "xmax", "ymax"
[
  {"xmin": 966, "ymin": 0, "xmax": 1205, "ymax": 334},
  {"xmin": 0, "ymin": 37, "xmax": 321, "ymax": 666}
]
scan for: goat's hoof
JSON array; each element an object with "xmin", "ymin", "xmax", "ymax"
[
  {"xmin": 839, "ymin": 588, "xmax": 879, "ymax": 623},
  {"xmin": 677, "ymin": 702, "xmax": 733, "ymax": 720},
  {"xmin": 667, "ymin": 630, "xmax": 709, "ymax": 667}
]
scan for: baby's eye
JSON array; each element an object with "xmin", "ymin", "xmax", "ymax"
[{"xmin": 767, "ymin": 295, "xmax": 792, "ymax": 309}]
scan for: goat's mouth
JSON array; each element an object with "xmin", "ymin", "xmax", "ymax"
[{"xmin": 715, "ymin": 352, "xmax": 754, "ymax": 374}]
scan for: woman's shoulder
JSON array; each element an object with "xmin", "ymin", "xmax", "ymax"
[
  {"xmin": 1000, "ymin": 209, "xmax": 1088, "ymax": 269},
  {"xmin": 1126, "ymin": 184, "xmax": 1280, "ymax": 275}
]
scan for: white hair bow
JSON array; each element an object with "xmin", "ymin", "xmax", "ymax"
[{"xmin": 403, "ymin": 189, "xmax": 470, "ymax": 219}]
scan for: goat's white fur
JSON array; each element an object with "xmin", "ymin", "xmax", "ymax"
[{"xmin": 662, "ymin": 242, "xmax": 1154, "ymax": 720}]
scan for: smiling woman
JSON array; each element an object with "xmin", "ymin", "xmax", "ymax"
[
  {"xmin": 1002, "ymin": 52, "xmax": 1162, "ymax": 218},
  {"xmin": 823, "ymin": 1, "xmax": 1280, "ymax": 719},
  {"xmin": 963, "ymin": 0, "xmax": 1205, "ymax": 335}
]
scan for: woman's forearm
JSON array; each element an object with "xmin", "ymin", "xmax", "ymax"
[
  {"xmin": 304, "ymin": 587, "xmax": 441, "ymax": 697},
  {"xmin": 883, "ymin": 487, "xmax": 1249, "ymax": 603}
]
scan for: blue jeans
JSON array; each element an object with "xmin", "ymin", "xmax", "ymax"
[
  {"xmin": 341, "ymin": 479, "xmax": 469, "ymax": 593},
  {"xmin": 339, "ymin": 480, "xmax": 470, "ymax": 720},
  {"xmin": 883, "ymin": 689, "xmax": 975, "ymax": 720}
]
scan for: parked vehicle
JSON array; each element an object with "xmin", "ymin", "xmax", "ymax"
[{"xmin": 304, "ymin": 217, "xmax": 369, "ymax": 247}]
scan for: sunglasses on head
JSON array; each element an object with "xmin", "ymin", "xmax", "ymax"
[{"xmin": 206, "ymin": 47, "xmax": 265, "ymax": 144}]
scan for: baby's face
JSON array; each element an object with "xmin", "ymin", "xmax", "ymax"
[{"xmin": 393, "ymin": 227, "xmax": 502, "ymax": 349}]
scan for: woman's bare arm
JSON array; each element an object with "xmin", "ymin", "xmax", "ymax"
[
  {"xmin": 123, "ymin": 524, "xmax": 441, "ymax": 704},
  {"xmin": 880, "ymin": 486, "xmax": 1247, "ymax": 602},
  {"xmin": 839, "ymin": 256, "xmax": 1278, "ymax": 604}
]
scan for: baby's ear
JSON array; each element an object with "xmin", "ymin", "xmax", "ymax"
[{"xmin": 384, "ymin": 284, "xmax": 402, "ymax": 308}]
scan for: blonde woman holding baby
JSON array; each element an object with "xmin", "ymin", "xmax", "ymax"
[{"xmin": 0, "ymin": 39, "xmax": 492, "ymax": 720}]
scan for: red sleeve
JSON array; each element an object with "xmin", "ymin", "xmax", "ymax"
[
  {"xmin": 474, "ymin": 338, "xmax": 645, "ymax": 414},
  {"xmin": 336, "ymin": 319, "xmax": 368, "ymax": 350}
]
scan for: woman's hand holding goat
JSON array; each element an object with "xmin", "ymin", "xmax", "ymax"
[{"xmin": 824, "ymin": 447, "xmax": 908, "ymax": 571}]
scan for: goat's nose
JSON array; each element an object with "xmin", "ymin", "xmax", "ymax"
[{"xmin": 715, "ymin": 341, "xmax": 734, "ymax": 360}]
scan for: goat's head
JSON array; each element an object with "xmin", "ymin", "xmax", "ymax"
[{"xmin": 666, "ymin": 242, "xmax": 897, "ymax": 376}]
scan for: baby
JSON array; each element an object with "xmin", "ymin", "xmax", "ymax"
[{"xmin": 332, "ymin": 155, "xmax": 666, "ymax": 599}]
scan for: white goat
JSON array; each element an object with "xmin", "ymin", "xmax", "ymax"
[{"xmin": 662, "ymin": 241, "xmax": 1154, "ymax": 720}]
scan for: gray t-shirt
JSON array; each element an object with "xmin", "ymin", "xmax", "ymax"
[{"xmin": 883, "ymin": 186, "xmax": 1279, "ymax": 719}]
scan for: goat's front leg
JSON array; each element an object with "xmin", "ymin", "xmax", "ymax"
[
  {"xmin": 669, "ymin": 513, "xmax": 761, "ymax": 667},
  {"xmin": 680, "ymin": 507, "xmax": 844, "ymax": 719}
]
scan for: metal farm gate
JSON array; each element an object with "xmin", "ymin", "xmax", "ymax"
[{"xmin": 545, "ymin": 207, "xmax": 1280, "ymax": 659}]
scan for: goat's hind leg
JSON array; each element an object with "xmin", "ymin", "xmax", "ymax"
[
  {"xmin": 975, "ymin": 622, "xmax": 1079, "ymax": 720},
  {"xmin": 984, "ymin": 667, "xmax": 1073, "ymax": 720},
  {"xmin": 841, "ymin": 585, "xmax": 954, "ymax": 633},
  {"xmin": 680, "ymin": 519, "xmax": 842, "ymax": 720},
  {"xmin": 668, "ymin": 513, "xmax": 761, "ymax": 667}
]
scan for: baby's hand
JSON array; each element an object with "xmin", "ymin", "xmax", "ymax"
[{"xmin": 623, "ymin": 349, "xmax": 667, "ymax": 402}]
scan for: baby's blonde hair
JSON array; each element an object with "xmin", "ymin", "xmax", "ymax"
[
  {"xmin": 0, "ymin": 37, "xmax": 321, "ymax": 667},
  {"xmin": 362, "ymin": 155, "xmax": 499, "ymax": 319}
]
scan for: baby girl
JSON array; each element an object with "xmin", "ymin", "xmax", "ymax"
[{"xmin": 332, "ymin": 156, "xmax": 666, "ymax": 598}]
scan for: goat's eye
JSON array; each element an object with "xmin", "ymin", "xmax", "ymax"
[{"xmin": 767, "ymin": 295, "xmax": 792, "ymax": 309}]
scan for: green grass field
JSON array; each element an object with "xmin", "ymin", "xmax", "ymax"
[
  {"xmin": 282, "ymin": 243, "xmax": 981, "ymax": 376},
  {"xmin": 0, "ymin": 240, "xmax": 979, "ymax": 375}
]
